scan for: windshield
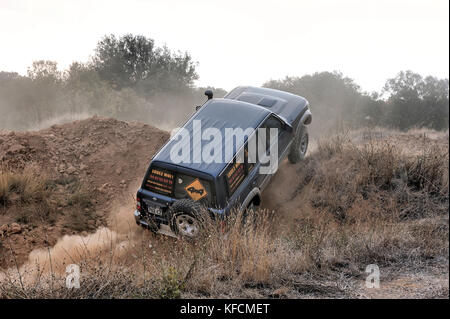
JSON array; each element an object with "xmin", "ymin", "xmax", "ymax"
[{"xmin": 144, "ymin": 165, "xmax": 214, "ymax": 206}]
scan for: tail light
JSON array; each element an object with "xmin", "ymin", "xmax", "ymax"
[
  {"xmin": 220, "ymin": 220, "xmax": 226, "ymax": 234},
  {"xmin": 136, "ymin": 197, "xmax": 142, "ymax": 212}
]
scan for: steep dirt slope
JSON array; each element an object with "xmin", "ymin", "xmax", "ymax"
[
  {"xmin": 0, "ymin": 116, "xmax": 168, "ymax": 187},
  {"xmin": 0, "ymin": 117, "xmax": 169, "ymax": 267}
]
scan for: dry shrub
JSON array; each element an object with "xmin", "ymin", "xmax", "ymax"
[
  {"xmin": 309, "ymin": 134, "xmax": 448, "ymax": 220},
  {"xmin": 170, "ymin": 210, "xmax": 285, "ymax": 296},
  {"xmin": 0, "ymin": 166, "xmax": 56, "ymax": 225},
  {"xmin": 316, "ymin": 131, "xmax": 350, "ymax": 159},
  {"xmin": 284, "ymin": 131, "xmax": 449, "ymax": 274},
  {"xmin": 14, "ymin": 203, "xmax": 56, "ymax": 225},
  {"xmin": 405, "ymin": 146, "xmax": 449, "ymax": 196},
  {"xmin": 157, "ymin": 266, "xmax": 185, "ymax": 299},
  {"xmin": 286, "ymin": 207, "xmax": 448, "ymax": 274},
  {"xmin": 0, "ymin": 261, "xmax": 156, "ymax": 299},
  {"xmin": 0, "ymin": 227, "xmax": 158, "ymax": 298},
  {"xmin": 205, "ymin": 210, "xmax": 275, "ymax": 284},
  {"xmin": 354, "ymin": 141, "xmax": 399, "ymax": 189},
  {"xmin": 0, "ymin": 167, "xmax": 49, "ymax": 206},
  {"xmin": 64, "ymin": 187, "xmax": 94, "ymax": 231}
]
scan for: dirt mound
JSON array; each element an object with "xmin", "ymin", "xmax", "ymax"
[
  {"xmin": 0, "ymin": 116, "xmax": 168, "ymax": 188},
  {"xmin": 0, "ymin": 117, "xmax": 169, "ymax": 267}
]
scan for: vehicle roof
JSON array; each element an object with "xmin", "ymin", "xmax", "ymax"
[
  {"xmin": 224, "ymin": 86, "xmax": 309, "ymax": 124},
  {"xmin": 152, "ymin": 98, "xmax": 271, "ymax": 177}
]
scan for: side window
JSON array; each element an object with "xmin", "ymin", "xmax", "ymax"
[
  {"xmin": 224, "ymin": 160, "xmax": 246, "ymax": 195},
  {"xmin": 244, "ymin": 144, "xmax": 255, "ymax": 173},
  {"xmin": 260, "ymin": 116, "xmax": 283, "ymax": 151},
  {"xmin": 224, "ymin": 141, "xmax": 256, "ymax": 196}
]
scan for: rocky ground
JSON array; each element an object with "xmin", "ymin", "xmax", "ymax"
[{"xmin": 0, "ymin": 117, "xmax": 168, "ymax": 268}]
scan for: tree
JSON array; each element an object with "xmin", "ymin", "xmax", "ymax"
[
  {"xmin": 264, "ymin": 71, "xmax": 372, "ymax": 132},
  {"xmin": 23, "ymin": 61, "xmax": 65, "ymax": 124},
  {"xmin": 383, "ymin": 71, "xmax": 449, "ymax": 130},
  {"xmin": 92, "ymin": 34, "xmax": 198, "ymax": 95},
  {"xmin": 27, "ymin": 60, "xmax": 61, "ymax": 82}
]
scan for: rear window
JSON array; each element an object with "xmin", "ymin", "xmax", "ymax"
[
  {"xmin": 174, "ymin": 173, "xmax": 212, "ymax": 203},
  {"xmin": 145, "ymin": 167, "xmax": 174, "ymax": 196},
  {"xmin": 144, "ymin": 166, "xmax": 213, "ymax": 205}
]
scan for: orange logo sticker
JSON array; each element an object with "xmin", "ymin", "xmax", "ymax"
[{"xmin": 185, "ymin": 179, "xmax": 208, "ymax": 201}]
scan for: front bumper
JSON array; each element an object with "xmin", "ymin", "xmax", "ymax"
[{"xmin": 134, "ymin": 210, "xmax": 178, "ymax": 238}]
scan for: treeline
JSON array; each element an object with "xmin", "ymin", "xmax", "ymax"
[
  {"xmin": 264, "ymin": 71, "xmax": 449, "ymax": 133},
  {"xmin": 0, "ymin": 34, "xmax": 448, "ymax": 132},
  {"xmin": 0, "ymin": 34, "xmax": 225, "ymax": 130}
]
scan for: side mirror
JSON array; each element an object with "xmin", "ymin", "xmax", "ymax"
[
  {"xmin": 195, "ymin": 90, "xmax": 214, "ymax": 111},
  {"xmin": 205, "ymin": 90, "xmax": 213, "ymax": 100}
]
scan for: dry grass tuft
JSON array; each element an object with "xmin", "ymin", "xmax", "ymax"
[
  {"xmin": 0, "ymin": 167, "xmax": 49, "ymax": 206},
  {"xmin": 64, "ymin": 187, "xmax": 95, "ymax": 231},
  {"xmin": 0, "ymin": 167, "xmax": 56, "ymax": 225}
]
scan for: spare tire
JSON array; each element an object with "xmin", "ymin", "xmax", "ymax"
[
  {"xmin": 288, "ymin": 124, "xmax": 309, "ymax": 164},
  {"xmin": 169, "ymin": 199, "xmax": 204, "ymax": 238}
]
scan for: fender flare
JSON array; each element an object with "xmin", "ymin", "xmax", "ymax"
[
  {"xmin": 240, "ymin": 187, "xmax": 261, "ymax": 211},
  {"xmin": 300, "ymin": 109, "xmax": 312, "ymax": 126}
]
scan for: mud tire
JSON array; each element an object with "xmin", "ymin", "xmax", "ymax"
[
  {"xmin": 169, "ymin": 199, "xmax": 204, "ymax": 238},
  {"xmin": 288, "ymin": 125, "xmax": 309, "ymax": 164}
]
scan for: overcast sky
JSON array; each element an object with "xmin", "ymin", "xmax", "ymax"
[{"xmin": 0, "ymin": 0, "xmax": 448, "ymax": 93}]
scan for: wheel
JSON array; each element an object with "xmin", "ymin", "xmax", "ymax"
[
  {"xmin": 174, "ymin": 214, "xmax": 199, "ymax": 237},
  {"xmin": 169, "ymin": 199, "xmax": 203, "ymax": 238},
  {"xmin": 288, "ymin": 125, "xmax": 309, "ymax": 164}
]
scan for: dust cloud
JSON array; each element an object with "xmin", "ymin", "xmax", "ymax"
[{"xmin": 0, "ymin": 185, "xmax": 144, "ymax": 284}]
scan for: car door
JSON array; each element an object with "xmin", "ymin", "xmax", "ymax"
[
  {"xmin": 222, "ymin": 155, "xmax": 248, "ymax": 210},
  {"xmin": 221, "ymin": 136, "xmax": 263, "ymax": 211},
  {"xmin": 255, "ymin": 115, "xmax": 290, "ymax": 190}
]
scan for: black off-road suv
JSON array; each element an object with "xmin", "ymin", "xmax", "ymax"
[{"xmin": 135, "ymin": 86, "xmax": 312, "ymax": 238}]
